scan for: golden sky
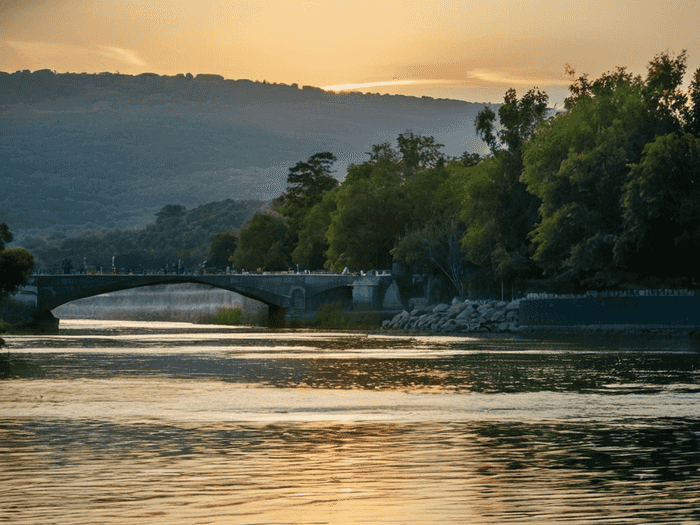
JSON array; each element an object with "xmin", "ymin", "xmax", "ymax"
[{"xmin": 1, "ymin": 0, "xmax": 699, "ymax": 104}]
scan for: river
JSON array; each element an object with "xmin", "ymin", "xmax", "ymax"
[{"xmin": 1, "ymin": 320, "xmax": 699, "ymax": 524}]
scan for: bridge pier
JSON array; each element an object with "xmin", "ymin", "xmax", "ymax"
[
  {"xmin": 267, "ymin": 305, "xmax": 287, "ymax": 328},
  {"xmin": 31, "ymin": 310, "xmax": 60, "ymax": 332}
]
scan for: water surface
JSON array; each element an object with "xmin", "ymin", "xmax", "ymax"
[{"xmin": 2, "ymin": 320, "xmax": 699, "ymax": 523}]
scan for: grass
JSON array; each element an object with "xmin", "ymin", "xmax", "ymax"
[
  {"xmin": 303, "ymin": 301, "xmax": 384, "ymax": 329},
  {"xmin": 197, "ymin": 306, "xmax": 269, "ymax": 327}
]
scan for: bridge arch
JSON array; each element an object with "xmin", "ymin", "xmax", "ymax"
[{"xmin": 19, "ymin": 273, "xmax": 363, "ymax": 328}]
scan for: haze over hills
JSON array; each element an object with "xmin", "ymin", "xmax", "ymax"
[{"xmin": 1, "ymin": 70, "xmax": 491, "ymax": 239}]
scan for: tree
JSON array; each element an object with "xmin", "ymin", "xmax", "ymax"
[
  {"xmin": 231, "ymin": 213, "xmax": 291, "ymax": 271},
  {"xmin": 616, "ymin": 132, "xmax": 700, "ymax": 277},
  {"xmin": 522, "ymin": 51, "xmax": 691, "ymax": 287},
  {"xmin": 461, "ymin": 89, "xmax": 549, "ymax": 285},
  {"xmin": 292, "ymin": 189, "xmax": 338, "ymax": 270},
  {"xmin": 686, "ymin": 67, "xmax": 700, "ymax": 136},
  {"xmin": 392, "ymin": 212, "xmax": 467, "ymax": 296},
  {"xmin": 155, "ymin": 204, "xmax": 186, "ymax": 224},
  {"xmin": 278, "ymin": 152, "xmax": 338, "ymax": 231},
  {"xmin": 0, "ymin": 224, "xmax": 35, "ymax": 295},
  {"xmin": 396, "ymin": 131, "xmax": 445, "ymax": 173},
  {"xmin": 475, "ymin": 88, "xmax": 548, "ymax": 157},
  {"xmin": 208, "ymin": 230, "xmax": 238, "ymax": 269},
  {"xmin": 0, "ymin": 223, "xmax": 13, "ymax": 251},
  {"xmin": 323, "ymin": 134, "xmax": 448, "ymax": 272}
]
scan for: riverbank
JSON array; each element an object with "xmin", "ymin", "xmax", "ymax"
[
  {"xmin": 383, "ymin": 298, "xmax": 521, "ymax": 334},
  {"xmin": 382, "ymin": 295, "xmax": 700, "ymax": 339}
]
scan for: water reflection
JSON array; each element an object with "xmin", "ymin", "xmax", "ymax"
[
  {"xmin": 2, "ymin": 418, "xmax": 699, "ymax": 524},
  {"xmin": 5, "ymin": 347, "xmax": 700, "ymax": 396},
  {"xmin": 1, "ymin": 320, "xmax": 699, "ymax": 524}
]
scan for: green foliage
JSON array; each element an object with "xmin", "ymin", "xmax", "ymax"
[
  {"xmin": 240, "ymin": 306, "xmax": 269, "ymax": 327},
  {"xmin": 0, "ymin": 224, "xmax": 13, "ymax": 251},
  {"xmin": 396, "ymin": 132, "xmax": 445, "ymax": 173},
  {"xmin": 391, "ymin": 159, "xmax": 471, "ymax": 294},
  {"xmin": 461, "ymin": 88, "xmax": 548, "ymax": 285},
  {"xmin": 232, "ymin": 213, "xmax": 291, "ymax": 271},
  {"xmin": 208, "ymin": 230, "xmax": 238, "ymax": 269},
  {"xmin": 202, "ymin": 307, "xmax": 242, "ymax": 325},
  {"xmin": 309, "ymin": 301, "xmax": 348, "ymax": 327},
  {"xmin": 686, "ymin": 68, "xmax": 700, "ymax": 136},
  {"xmin": 476, "ymin": 88, "xmax": 548, "ymax": 157},
  {"xmin": 616, "ymin": 132, "xmax": 700, "ymax": 275},
  {"xmin": 25, "ymin": 199, "xmax": 264, "ymax": 272},
  {"xmin": 304, "ymin": 301, "xmax": 382, "ymax": 329},
  {"xmin": 0, "ymin": 224, "xmax": 35, "ymax": 295},
  {"xmin": 292, "ymin": 190, "xmax": 338, "ymax": 269},
  {"xmin": 324, "ymin": 133, "xmax": 451, "ymax": 272},
  {"xmin": 523, "ymin": 51, "xmax": 695, "ymax": 284},
  {"xmin": 277, "ymin": 152, "xmax": 338, "ymax": 231}
]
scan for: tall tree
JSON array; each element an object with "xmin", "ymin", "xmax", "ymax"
[
  {"xmin": 231, "ymin": 213, "xmax": 291, "ymax": 271},
  {"xmin": 278, "ymin": 152, "xmax": 338, "ymax": 231},
  {"xmin": 616, "ymin": 131, "xmax": 700, "ymax": 277},
  {"xmin": 462, "ymin": 88, "xmax": 549, "ymax": 285},
  {"xmin": 0, "ymin": 224, "xmax": 35, "ymax": 295},
  {"xmin": 208, "ymin": 230, "xmax": 238, "ymax": 269},
  {"xmin": 522, "ymin": 50, "xmax": 690, "ymax": 288},
  {"xmin": 323, "ymin": 134, "xmax": 447, "ymax": 272}
]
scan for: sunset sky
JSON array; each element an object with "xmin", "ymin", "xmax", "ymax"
[{"xmin": 1, "ymin": 0, "xmax": 699, "ymax": 105}]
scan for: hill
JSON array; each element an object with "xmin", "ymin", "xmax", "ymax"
[
  {"xmin": 23, "ymin": 199, "xmax": 265, "ymax": 272},
  {"xmin": 1, "ymin": 70, "xmax": 489, "ymax": 238}
]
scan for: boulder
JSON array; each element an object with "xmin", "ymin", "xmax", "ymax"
[
  {"xmin": 506, "ymin": 300, "xmax": 520, "ymax": 311},
  {"xmin": 432, "ymin": 303, "xmax": 450, "ymax": 313}
]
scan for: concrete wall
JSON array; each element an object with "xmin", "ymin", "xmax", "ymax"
[{"xmin": 520, "ymin": 295, "xmax": 700, "ymax": 328}]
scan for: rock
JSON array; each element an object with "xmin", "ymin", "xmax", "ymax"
[
  {"xmin": 433, "ymin": 303, "xmax": 450, "ymax": 313},
  {"xmin": 506, "ymin": 300, "xmax": 520, "ymax": 310},
  {"xmin": 489, "ymin": 310, "xmax": 503, "ymax": 322},
  {"xmin": 477, "ymin": 304, "xmax": 490, "ymax": 314},
  {"xmin": 455, "ymin": 309, "xmax": 471, "ymax": 321}
]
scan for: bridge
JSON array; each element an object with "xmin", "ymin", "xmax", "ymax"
[{"xmin": 8, "ymin": 272, "xmax": 406, "ymax": 330}]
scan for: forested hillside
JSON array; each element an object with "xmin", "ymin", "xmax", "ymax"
[
  {"xmin": 24, "ymin": 199, "xmax": 265, "ymax": 272},
  {"xmin": 0, "ymin": 70, "xmax": 487, "ymax": 237}
]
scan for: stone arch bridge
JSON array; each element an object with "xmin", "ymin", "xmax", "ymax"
[{"xmin": 10, "ymin": 273, "xmax": 406, "ymax": 330}]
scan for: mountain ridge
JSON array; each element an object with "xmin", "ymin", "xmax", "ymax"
[{"xmin": 1, "ymin": 70, "xmax": 491, "ymax": 238}]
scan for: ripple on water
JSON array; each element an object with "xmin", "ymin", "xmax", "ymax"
[{"xmin": 1, "ymin": 320, "xmax": 699, "ymax": 524}]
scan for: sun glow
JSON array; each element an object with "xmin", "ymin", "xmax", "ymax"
[{"xmin": 322, "ymin": 79, "xmax": 420, "ymax": 92}]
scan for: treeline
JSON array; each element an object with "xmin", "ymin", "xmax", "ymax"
[
  {"xmin": 24, "ymin": 200, "xmax": 264, "ymax": 273},
  {"xmin": 223, "ymin": 50, "xmax": 700, "ymax": 296}
]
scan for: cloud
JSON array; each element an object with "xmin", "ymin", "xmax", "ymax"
[
  {"xmin": 96, "ymin": 45, "xmax": 147, "ymax": 67},
  {"xmin": 465, "ymin": 69, "xmax": 571, "ymax": 87},
  {"xmin": 322, "ymin": 79, "xmax": 420, "ymax": 92},
  {"xmin": 6, "ymin": 40, "xmax": 66, "ymax": 57},
  {"xmin": 5, "ymin": 40, "xmax": 147, "ymax": 68}
]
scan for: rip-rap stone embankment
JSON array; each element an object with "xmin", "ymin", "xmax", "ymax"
[{"xmin": 383, "ymin": 298, "xmax": 521, "ymax": 334}]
